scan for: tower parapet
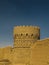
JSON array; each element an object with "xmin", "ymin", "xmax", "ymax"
[{"xmin": 13, "ymin": 25, "xmax": 40, "ymax": 47}]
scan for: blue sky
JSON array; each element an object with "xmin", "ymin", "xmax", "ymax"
[{"xmin": 0, "ymin": 0, "xmax": 49, "ymax": 47}]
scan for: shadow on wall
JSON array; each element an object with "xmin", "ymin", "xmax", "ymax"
[{"xmin": 0, "ymin": 59, "xmax": 11, "ymax": 65}]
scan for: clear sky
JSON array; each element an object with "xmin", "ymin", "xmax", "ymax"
[{"xmin": 0, "ymin": 0, "xmax": 49, "ymax": 47}]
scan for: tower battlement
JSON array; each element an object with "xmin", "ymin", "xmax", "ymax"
[
  {"xmin": 14, "ymin": 25, "xmax": 40, "ymax": 34},
  {"xmin": 13, "ymin": 25, "xmax": 40, "ymax": 47}
]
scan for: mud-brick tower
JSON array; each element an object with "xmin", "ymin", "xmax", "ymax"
[{"xmin": 13, "ymin": 26, "xmax": 40, "ymax": 48}]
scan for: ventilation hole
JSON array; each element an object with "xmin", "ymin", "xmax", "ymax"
[
  {"xmin": 26, "ymin": 33, "xmax": 28, "ymax": 36},
  {"xmin": 31, "ymin": 34, "xmax": 33, "ymax": 36},
  {"xmin": 21, "ymin": 33, "xmax": 23, "ymax": 36}
]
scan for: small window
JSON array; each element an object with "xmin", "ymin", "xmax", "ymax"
[
  {"xmin": 26, "ymin": 33, "xmax": 28, "ymax": 36},
  {"xmin": 31, "ymin": 34, "xmax": 33, "ymax": 36},
  {"xmin": 21, "ymin": 33, "xmax": 23, "ymax": 36}
]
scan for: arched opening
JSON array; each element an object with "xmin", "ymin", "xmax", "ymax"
[
  {"xmin": 26, "ymin": 33, "xmax": 28, "ymax": 36},
  {"xmin": 31, "ymin": 34, "xmax": 33, "ymax": 36},
  {"xmin": 21, "ymin": 33, "xmax": 23, "ymax": 36}
]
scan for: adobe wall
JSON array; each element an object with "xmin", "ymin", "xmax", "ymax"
[
  {"xmin": 0, "ymin": 48, "xmax": 4, "ymax": 59},
  {"xmin": 12, "ymin": 48, "xmax": 31, "ymax": 65},
  {"xmin": 30, "ymin": 38, "xmax": 49, "ymax": 65},
  {"xmin": 0, "ymin": 39, "xmax": 49, "ymax": 65},
  {"xmin": 0, "ymin": 46, "xmax": 12, "ymax": 62}
]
